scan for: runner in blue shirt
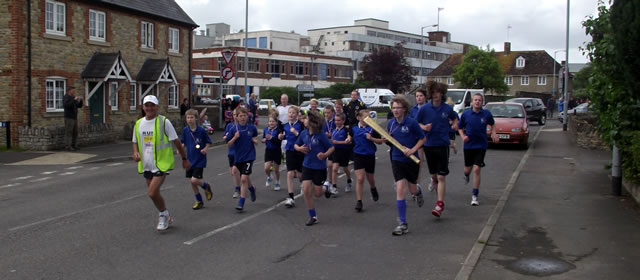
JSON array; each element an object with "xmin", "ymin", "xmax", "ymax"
[
  {"xmin": 226, "ymin": 107, "xmax": 259, "ymax": 212},
  {"xmin": 329, "ymin": 112, "xmax": 353, "ymax": 194},
  {"xmin": 458, "ymin": 93, "xmax": 499, "ymax": 206},
  {"xmin": 181, "ymin": 109, "xmax": 213, "ymax": 210},
  {"xmin": 386, "ymin": 96, "xmax": 426, "ymax": 235},
  {"xmin": 409, "ymin": 89, "xmax": 428, "ymax": 191},
  {"xmin": 294, "ymin": 110, "xmax": 335, "ymax": 226},
  {"xmin": 417, "ymin": 81, "xmax": 458, "ymax": 218},
  {"xmin": 262, "ymin": 112, "xmax": 283, "ymax": 191},
  {"xmin": 352, "ymin": 109, "xmax": 386, "ymax": 212},
  {"xmin": 322, "ymin": 105, "xmax": 339, "ymax": 196},
  {"xmin": 282, "ymin": 106, "xmax": 305, "ymax": 208},
  {"xmin": 224, "ymin": 111, "xmax": 242, "ymax": 199}
]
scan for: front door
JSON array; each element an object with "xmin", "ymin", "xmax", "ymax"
[{"xmin": 89, "ymin": 83, "xmax": 104, "ymax": 125}]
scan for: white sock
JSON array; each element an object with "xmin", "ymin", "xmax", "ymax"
[{"xmin": 160, "ymin": 210, "xmax": 169, "ymax": 216}]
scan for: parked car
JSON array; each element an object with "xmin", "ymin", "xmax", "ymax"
[
  {"xmin": 300, "ymin": 100, "xmax": 335, "ymax": 114},
  {"xmin": 484, "ymin": 102, "xmax": 529, "ymax": 149},
  {"xmin": 505, "ymin": 98, "xmax": 547, "ymax": 125},
  {"xmin": 558, "ymin": 102, "xmax": 591, "ymax": 121},
  {"xmin": 258, "ymin": 99, "xmax": 276, "ymax": 111}
]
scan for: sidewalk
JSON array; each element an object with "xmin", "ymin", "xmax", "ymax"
[{"xmin": 468, "ymin": 122, "xmax": 640, "ymax": 279}]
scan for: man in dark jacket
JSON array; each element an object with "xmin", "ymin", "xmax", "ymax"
[
  {"xmin": 344, "ymin": 90, "xmax": 366, "ymax": 128},
  {"xmin": 63, "ymin": 86, "xmax": 83, "ymax": 151}
]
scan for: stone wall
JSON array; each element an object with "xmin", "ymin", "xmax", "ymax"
[
  {"xmin": 567, "ymin": 113, "xmax": 608, "ymax": 150},
  {"xmin": 18, "ymin": 123, "xmax": 118, "ymax": 151}
]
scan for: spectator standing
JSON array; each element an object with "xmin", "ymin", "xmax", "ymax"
[
  {"xmin": 249, "ymin": 93, "xmax": 258, "ymax": 124},
  {"xmin": 547, "ymin": 98, "xmax": 555, "ymax": 118},
  {"xmin": 63, "ymin": 86, "xmax": 83, "ymax": 151},
  {"xmin": 180, "ymin": 98, "xmax": 190, "ymax": 118},
  {"xmin": 344, "ymin": 90, "xmax": 366, "ymax": 128}
]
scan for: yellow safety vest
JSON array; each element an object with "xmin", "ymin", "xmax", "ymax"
[{"xmin": 134, "ymin": 115, "xmax": 175, "ymax": 173}]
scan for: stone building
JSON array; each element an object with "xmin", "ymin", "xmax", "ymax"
[{"xmin": 0, "ymin": 0, "xmax": 197, "ymax": 150}]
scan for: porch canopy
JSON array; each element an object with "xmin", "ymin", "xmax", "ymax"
[
  {"xmin": 81, "ymin": 52, "xmax": 133, "ymax": 106},
  {"xmin": 136, "ymin": 58, "xmax": 178, "ymax": 103}
]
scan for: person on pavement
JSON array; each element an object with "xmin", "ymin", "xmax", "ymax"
[
  {"xmin": 458, "ymin": 93, "xmax": 499, "ymax": 206},
  {"xmin": 180, "ymin": 98, "xmax": 190, "ymax": 118},
  {"xmin": 132, "ymin": 95, "xmax": 189, "ymax": 232},
  {"xmin": 63, "ymin": 86, "xmax": 83, "ymax": 151}
]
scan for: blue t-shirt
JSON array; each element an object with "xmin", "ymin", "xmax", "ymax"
[
  {"xmin": 283, "ymin": 120, "xmax": 304, "ymax": 151},
  {"xmin": 263, "ymin": 126, "xmax": 282, "ymax": 150},
  {"xmin": 409, "ymin": 104, "xmax": 422, "ymax": 120},
  {"xmin": 181, "ymin": 126, "xmax": 213, "ymax": 168},
  {"xmin": 331, "ymin": 125, "xmax": 351, "ymax": 149},
  {"xmin": 225, "ymin": 123, "xmax": 258, "ymax": 163},
  {"xmin": 387, "ymin": 117, "xmax": 425, "ymax": 162},
  {"xmin": 295, "ymin": 130, "xmax": 333, "ymax": 170},
  {"xmin": 459, "ymin": 109, "xmax": 495, "ymax": 150},
  {"xmin": 418, "ymin": 101, "xmax": 458, "ymax": 147},
  {"xmin": 352, "ymin": 124, "xmax": 380, "ymax": 155},
  {"xmin": 224, "ymin": 122, "xmax": 235, "ymax": 156}
]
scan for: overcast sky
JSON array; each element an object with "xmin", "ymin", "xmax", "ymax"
[{"xmin": 176, "ymin": 0, "xmax": 599, "ymax": 64}]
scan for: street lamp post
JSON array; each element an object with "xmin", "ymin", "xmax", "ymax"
[
  {"xmin": 563, "ymin": 0, "xmax": 570, "ymax": 131},
  {"xmin": 553, "ymin": 50, "xmax": 566, "ymax": 97},
  {"xmin": 420, "ymin": 24, "xmax": 438, "ymax": 85}
]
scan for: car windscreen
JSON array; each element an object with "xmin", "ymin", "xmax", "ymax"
[
  {"xmin": 447, "ymin": 90, "xmax": 465, "ymax": 104},
  {"xmin": 485, "ymin": 104, "xmax": 525, "ymax": 118}
]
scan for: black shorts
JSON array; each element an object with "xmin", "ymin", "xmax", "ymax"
[
  {"xmin": 185, "ymin": 168, "xmax": 204, "ymax": 179},
  {"xmin": 464, "ymin": 148, "xmax": 487, "ymax": 167},
  {"xmin": 392, "ymin": 160, "xmax": 420, "ymax": 184},
  {"xmin": 424, "ymin": 146, "xmax": 449, "ymax": 176},
  {"xmin": 227, "ymin": 155, "xmax": 235, "ymax": 167},
  {"xmin": 449, "ymin": 132, "xmax": 456, "ymax": 140},
  {"xmin": 143, "ymin": 171, "xmax": 166, "ymax": 179},
  {"xmin": 264, "ymin": 148, "xmax": 282, "ymax": 165},
  {"xmin": 301, "ymin": 167, "xmax": 327, "ymax": 186},
  {"xmin": 235, "ymin": 161, "xmax": 254, "ymax": 175},
  {"xmin": 332, "ymin": 148, "xmax": 351, "ymax": 167},
  {"xmin": 285, "ymin": 150, "xmax": 303, "ymax": 172},
  {"xmin": 353, "ymin": 153, "xmax": 376, "ymax": 173}
]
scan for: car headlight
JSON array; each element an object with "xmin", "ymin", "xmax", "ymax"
[{"xmin": 511, "ymin": 128, "xmax": 521, "ymax": 132}]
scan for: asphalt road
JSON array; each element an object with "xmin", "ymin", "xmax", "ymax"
[{"xmin": 0, "ymin": 121, "xmax": 544, "ymax": 280}]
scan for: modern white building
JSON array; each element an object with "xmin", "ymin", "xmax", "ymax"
[{"xmin": 307, "ymin": 18, "xmax": 466, "ymax": 87}]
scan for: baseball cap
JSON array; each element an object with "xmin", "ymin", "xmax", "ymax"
[{"xmin": 143, "ymin": 95, "xmax": 158, "ymax": 105}]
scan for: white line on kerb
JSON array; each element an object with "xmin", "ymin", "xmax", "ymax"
[
  {"xmin": 184, "ymin": 192, "xmax": 304, "ymax": 245},
  {"xmin": 41, "ymin": 171, "xmax": 57, "ymax": 175},
  {"xmin": 13, "ymin": 176, "xmax": 34, "ymax": 181}
]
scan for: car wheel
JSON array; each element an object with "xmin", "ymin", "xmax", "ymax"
[{"xmin": 538, "ymin": 115, "xmax": 546, "ymax": 125}]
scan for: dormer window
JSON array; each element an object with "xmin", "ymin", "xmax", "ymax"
[{"xmin": 516, "ymin": 56, "xmax": 525, "ymax": 68}]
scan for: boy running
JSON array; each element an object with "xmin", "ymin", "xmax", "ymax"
[
  {"xmin": 458, "ymin": 93, "xmax": 499, "ymax": 206},
  {"xmin": 182, "ymin": 109, "xmax": 213, "ymax": 210},
  {"xmin": 283, "ymin": 106, "xmax": 305, "ymax": 208},
  {"xmin": 226, "ymin": 107, "xmax": 259, "ymax": 211},
  {"xmin": 352, "ymin": 109, "xmax": 385, "ymax": 212},
  {"xmin": 224, "ymin": 111, "xmax": 242, "ymax": 198}
]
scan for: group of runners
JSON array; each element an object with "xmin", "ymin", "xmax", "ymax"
[{"xmin": 132, "ymin": 81, "xmax": 499, "ymax": 235}]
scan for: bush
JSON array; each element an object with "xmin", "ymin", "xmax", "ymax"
[
  {"xmin": 624, "ymin": 131, "xmax": 640, "ymax": 183},
  {"xmin": 260, "ymin": 87, "xmax": 299, "ymax": 105}
]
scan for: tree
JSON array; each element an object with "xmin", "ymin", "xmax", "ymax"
[
  {"xmin": 571, "ymin": 64, "xmax": 593, "ymax": 99},
  {"xmin": 452, "ymin": 46, "xmax": 508, "ymax": 94},
  {"xmin": 360, "ymin": 43, "xmax": 414, "ymax": 93}
]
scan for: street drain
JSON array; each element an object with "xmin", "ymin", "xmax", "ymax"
[{"xmin": 504, "ymin": 256, "xmax": 576, "ymax": 277}]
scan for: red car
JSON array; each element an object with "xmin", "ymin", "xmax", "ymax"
[{"xmin": 484, "ymin": 102, "xmax": 529, "ymax": 148}]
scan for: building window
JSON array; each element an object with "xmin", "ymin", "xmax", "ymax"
[
  {"xmin": 324, "ymin": 42, "xmax": 327, "ymax": 46},
  {"xmin": 242, "ymin": 38, "xmax": 257, "ymax": 48},
  {"xmin": 109, "ymin": 82, "xmax": 118, "ymax": 111},
  {"xmin": 168, "ymin": 28, "xmax": 179, "ymax": 52},
  {"xmin": 45, "ymin": 0, "xmax": 65, "ymax": 35},
  {"xmin": 331, "ymin": 42, "xmax": 334, "ymax": 46},
  {"xmin": 447, "ymin": 77, "xmax": 454, "ymax": 85},
  {"xmin": 168, "ymin": 85, "xmax": 178, "ymax": 108},
  {"xmin": 505, "ymin": 76, "xmax": 513, "ymax": 85},
  {"xmin": 537, "ymin": 75, "xmax": 547, "ymax": 85},
  {"xmin": 516, "ymin": 57, "xmax": 525, "ymax": 68},
  {"xmin": 521, "ymin": 76, "xmax": 529, "ymax": 85},
  {"xmin": 259, "ymin": 37, "xmax": 267, "ymax": 48},
  {"xmin": 196, "ymin": 84, "xmax": 212, "ymax": 97},
  {"xmin": 295, "ymin": 62, "xmax": 304, "ymax": 75},
  {"xmin": 89, "ymin": 10, "xmax": 105, "ymax": 41},
  {"xmin": 45, "ymin": 79, "xmax": 65, "ymax": 112},
  {"xmin": 129, "ymin": 84, "xmax": 137, "ymax": 110},
  {"xmin": 141, "ymin": 21, "xmax": 154, "ymax": 48}
]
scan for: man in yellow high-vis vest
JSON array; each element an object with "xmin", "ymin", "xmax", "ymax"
[{"xmin": 133, "ymin": 95, "xmax": 189, "ymax": 232}]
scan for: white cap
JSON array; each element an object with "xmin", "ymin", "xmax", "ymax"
[{"xmin": 143, "ymin": 95, "xmax": 158, "ymax": 105}]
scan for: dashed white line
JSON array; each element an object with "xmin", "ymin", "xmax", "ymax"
[
  {"xmin": 41, "ymin": 171, "xmax": 57, "ymax": 175},
  {"xmin": 107, "ymin": 163, "xmax": 124, "ymax": 166},
  {"xmin": 88, "ymin": 167, "xmax": 100, "ymax": 171},
  {"xmin": 59, "ymin": 172, "xmax": 76, "ymax": 176},
  {"xmin": 13, "ymin": 176, "xmax": 34, "ymax": 181},
  {"xmin": 29, "ymin": 177, "xmax": 52, "ymax": 183},
  {"xmin": 0, "ymin": 183, "xmax": 22, "ymax": 190}
]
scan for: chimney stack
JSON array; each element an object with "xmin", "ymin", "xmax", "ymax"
[{"xmin": 504, "ymin": 42, "xmax": 511, "ymax": 55}]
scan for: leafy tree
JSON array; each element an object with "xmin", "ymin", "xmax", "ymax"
[
  {"xmin": 571, "ymin": 64, "xmax": 593, "ymax": 99},
  {"xmin": 360, "ymin": 43, "xmax": 414, "ymax": 93},
  {"xmin": 452, "ymin": 46, "xmax": 508, "ymax": 94}
]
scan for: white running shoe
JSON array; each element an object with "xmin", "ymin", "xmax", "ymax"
[
  {"xmin": 345, "ymin": 182, "xmax": 353, "ymax": 193},
  {"xmin": 284, "ymin": 197, "xmax": 295, "ymax": 208},
  {"xmin": 274, "ymin": 183, "xmax": 281, "ymax": 191},
  {"xmin": 329, "ymin": 185, "xmax": 338, "ymax": 196},
  {"xmin": 265, "ymin": 176, "xmax": 272, "ymax": 187},
  {"xmin": 471, "ymin": 195, "xmax": 479, "ymax": 206},
  {"xmin": 233, "ymin": 190, "xmax": 240, "ymax": 198},
  {"xmin": 323, "ymin": 181, "xmax": 331, "ymax": 188},
  {"xmin": 157, "ymin": 215, "xmax": 172, "ymax": 231},
  {"xmin": 428, "ymin": 178, "xmax": 437, "ymax": 192}
]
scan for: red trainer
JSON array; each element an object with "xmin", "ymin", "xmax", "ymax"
[{"xmin": 432, "ymin": 201, "xmax": 445, "ymax": 217}]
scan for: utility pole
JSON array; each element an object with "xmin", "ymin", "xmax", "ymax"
[
  {"xmin": 562, "ymin": 0, "xmax": 570, "ymax": 131},
  {"xmin": 244, "ymin": 0, "xmax": 249, "ymax": 102}
]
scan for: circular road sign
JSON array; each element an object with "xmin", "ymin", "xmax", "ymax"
[{"xmin": 222, "ymin": 66, "xmax": 234, "ymax": 80}]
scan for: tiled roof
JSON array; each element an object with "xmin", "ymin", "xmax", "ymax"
[
  {"xmin": 136, "ymin": 58, "xmax": 169, "ymax": 82},
  {"xmin": 428, "ymin": 50, "xmax": 561, "ymax": 77},
  {"xmin": 81, "ymin": 52, "xmax": 120, "ymax": 79},
  {"xmin": 98, "ymin": 0, "xmax": 197, "ymax": 27}
]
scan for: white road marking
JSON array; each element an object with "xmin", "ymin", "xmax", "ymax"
[
  {"xmin": 0, "ymin": 183, "xmax": 22, "ymax": 190},
  {"xmin": 88, "ymin": 167, "xmax": 100, "ymax": 171},
  {"xmin": 41, "ymin": 171, "xmax": 57, "ymax": 175},
  {"xmin": 338, "ymin": 169, "xmax": 354, "ymax": 178},
  {"xmin": 59, "ymin": 172, "xmax": 76, "ymax": 176},
  {"xmin": 66, "ymin": 166, "xmax": 83, "ymax": 170},
  {"xmin": 29, "ymin": 177, "xmax": 52, "ymax": 183},
  {"xmin": 184, "ymin": 192, "xmax": 304, "ymax": 245},
  {"xmin": 13, "ymin": 176, "xmax": 34, "ymax": 181},
  {"xmin": 107, "ymin": 163, "xmax": 124, "ymax": 167}
]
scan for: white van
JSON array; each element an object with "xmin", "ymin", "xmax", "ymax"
[
  {"xmin": 356, "ymin": 88, "xmax": 395, "ymax": 108},
  {"xmin": 446, "ymin": 89, "xmax": 485, "ymax": 115}
]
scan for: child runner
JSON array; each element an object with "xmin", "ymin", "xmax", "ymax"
[
  {"xmin": 224, "ymin": 110, "xmax": 242, "ymax": 198},
  {"xmin": 446, "ymin": 97, "xmax": 459, "ymax": 156},
  {"xmin": 409, "ymin": 89, "xmax": 427, "ymax": 195},
  {"xmin": 132, "ymin": 95, "xmax": 189, "ymax": 231},
  {"xmin": 352, "ymin": 109, "xmax": 385, "ymax": 212},
  {"xmin": 283, "ymin": 106, "xmax": 305, "ymax": 208},
  {"xmin": 182, "ymin": 109, "xmax": 213, "ymax": 210},
  {"xmin": 294, "ymin": 110, "xmax": 335, "ymax": 226},
  {"xmin": 387, "ymin": 95, "xmax": 426, "ymax": 235},
  {"xmin": 330, "ymin": 112, "xmax": 353, "ymax": 193},
  {"xmin": 263, "ymin": 112, "xmax": 283, "ymax": 191},
  {"xmin": 226, "ymin": 107, "xmax": 259, "ymax": 211},
  {"xmin": 417, "ymin": 81, "xmax": 459, "ymax": 218},
  {"xmin": 458, "ymin": 93, "xmax": 498, "ymax": 206},
  {"xmin": 322, "ymin": 104, "xmax": 338, "ymax": 196}
]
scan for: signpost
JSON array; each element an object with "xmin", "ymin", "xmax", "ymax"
[{"xmin": 296, "ymin": 84, "xmax": 314, "ymax": 105}]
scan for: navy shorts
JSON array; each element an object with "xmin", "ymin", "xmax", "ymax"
[
  {"xmin": 185, "ymin": 168, "xmax": 204, "ymax": 179},
  {"xmin": 143, "ymin": 171, "xmax": 166, "ymax": 179},
  {"xmin": 464, "ymin": 149, "xmax": 486, "ymax": 168},
  {"xmin": 264, "ymin": 148, "xmax": 282, "ymax": 165},
  {"xmin": 302, "ymin": 167, "xmax": 327, "ymax": 186},
  {"xmin": 332, "ymin": 148, "xmax": 351, "ymax": 167},
  {"xmin": 353, "ymin": 153, "xmax": 375, "ymax": 173},
  {"xmin": 391, "ymin": 160, "xmax": 419, "ymax": 184},
  {"xmin": 424, "ymin": 146, "xmax": 449, "ymax": 176},
  {"xmin": 285, "ymin": 150, "xmax": 303, "ymax": 172},
  {"xmin": 227, "ymin": 155, "xmax": 235, "ymax": 167}
]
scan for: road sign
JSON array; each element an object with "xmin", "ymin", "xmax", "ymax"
[
  {"xmin": 369, "ymin": 111, "xmax": 377, "ymax": 121},
  {"xmin": 221, "ymin": 66, "xmax": 234, "ymax": 80},
  {"xmin": 221, "ymin": 49, "xmax": 236, "ymax": 64},
  {"xmin": 303, "ymin": 93, "xmax": 314, "ymax": 97},
  {"xmin": 296, "ymin": 84, "xmax": 314, "ymax": 92}
]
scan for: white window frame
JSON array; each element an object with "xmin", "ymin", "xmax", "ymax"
[
  {"xmin": 45, "ymin": 0, "xmax": 65, "ymax": 35},
  {"xmin": 168, "ymin": 85, "xmax": 179, "ymax": 108},
  {"xmin": 141, "ymin": 21, "xmax": 154, "ymax": 49},
  {"xmin": 537, "ymin": 75, "xmax": 547, "ymax": 85},
  {"xmin": 129, "ymin": 83, "xmax": 137, "ymax": 110},
  {"xmin": 521, "ymin": 76, "xmax": 529, "ymax": 85},
  {"xmin": 89, "ymin": 9, "xmax": 106, "ymax": 41},
  {"xmin": 109, "ymin": 82, "xmax": 119, "ymax": 111},
  {"xmin": 168, "ymin": 28, "xmax": 179, "ymax": 53},
  {"xmin": 505, "ymin": 76, "xmax": 513, "ymax": 85},
  {"xmin": 45, "ymin": 78, "xmax": 65, "ymax": 112},
  {"xmin": 447, "ymin": 77, "xmax": 454, "ymax": 85},
  {"xmin": 516, "ymin": 57, "xmax": 525, "ymax": 68}
]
